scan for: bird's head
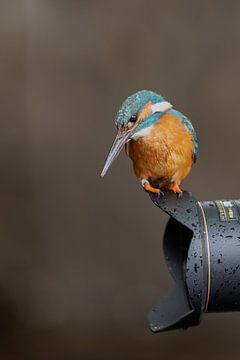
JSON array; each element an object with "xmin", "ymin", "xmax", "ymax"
[{"xmin": 101, "ymin": 90, "xmax": 172, "ymax": 177}]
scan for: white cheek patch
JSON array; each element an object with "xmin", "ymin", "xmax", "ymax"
[
  {"xmin": 130, "ymin": 101, "xmax": 172, "ymax": 141},
  {"xmin": 151, "ymin": 101, "xmax": 172, "ymax": 114},
  {"xmin": 131, "ymin": 125, "xmax": 153, "ymax": 140}
]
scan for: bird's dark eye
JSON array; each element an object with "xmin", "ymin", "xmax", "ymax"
[{"xmin": 129, "ymin": 115, "xmax": 137, "ymax": 123}]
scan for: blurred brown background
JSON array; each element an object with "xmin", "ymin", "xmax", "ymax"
[{"xmin": 1, "ymin": 0, "xmax": 240, "ymax": 359}]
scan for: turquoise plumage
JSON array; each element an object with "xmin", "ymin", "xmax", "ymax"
[
  {"xmin": 170, "ymin": 109, "xmax": 198, "ymax": 162},
  {"xmin": 101, "ymin": 90, "xmax": 198, "ymax": 196}
]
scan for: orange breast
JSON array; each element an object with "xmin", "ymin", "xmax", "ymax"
[{"xmin": 127, "ymin": 113, "xmax": 194, "ymax": 185}]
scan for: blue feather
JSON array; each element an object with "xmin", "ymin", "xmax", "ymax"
[
  {"xmin": 115, "ymin": 90, "xmax": 198, "ymax": 163},
  {"xmin": 170, "ymin": 109, "xmax": 198, "ymax": 162},
  {"xmin": 136, "ymin": 112, "xmax": 164, "ymax": 131},
  {"xmin": 116, "ymin": 90, "xmax": 164, "ymax": 128}
]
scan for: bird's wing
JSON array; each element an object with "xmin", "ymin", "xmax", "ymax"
[{"xmin": 170, "ymin": 109, "xmax": 198, "ymax": 163}]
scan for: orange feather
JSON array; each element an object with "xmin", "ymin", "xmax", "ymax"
[{"xmin": 126, "ymin": 113, "xmax": 194, "ymax": 190}]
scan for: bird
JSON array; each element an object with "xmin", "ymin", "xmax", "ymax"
[{"xmin": 101, "ymin": 90, "xmax": 198, "ymax": 196}]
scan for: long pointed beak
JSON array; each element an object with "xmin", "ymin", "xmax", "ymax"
[{"xmin": 101, "ymin": 130, "xmax": 132, "ymax": 177}]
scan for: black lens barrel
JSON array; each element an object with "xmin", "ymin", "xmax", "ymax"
[{"xmin": 148, "ymin": 191, "xmax": 240, "ymax": 332}]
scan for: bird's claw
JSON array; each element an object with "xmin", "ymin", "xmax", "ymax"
[
  {"xmin": 177, "ymin": 191, "xmax": 183, "ymax": 199},
  {"xmin": 167, "ymin": 183, "xmax": 183, "ymax": 198},
  {"xmin": 157, "ymin": 189, "xmax": 164, "ymax": 197},
  {"xmin": 141, "ymin": 179, "xmax": 163, "ymax": 196}
]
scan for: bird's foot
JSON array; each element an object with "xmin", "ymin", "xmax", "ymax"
[
  {"xmin": 141, "ymin": 179, "xmax": 163, "ymax": 197},
  {"xmin": 168, "ymin": 183, "xmax": 183, "ymax": 198}
]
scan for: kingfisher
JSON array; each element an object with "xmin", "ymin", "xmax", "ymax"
[{"xmin": 101, "ymin": 90, "xmax": 198, "ymax": 196}]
